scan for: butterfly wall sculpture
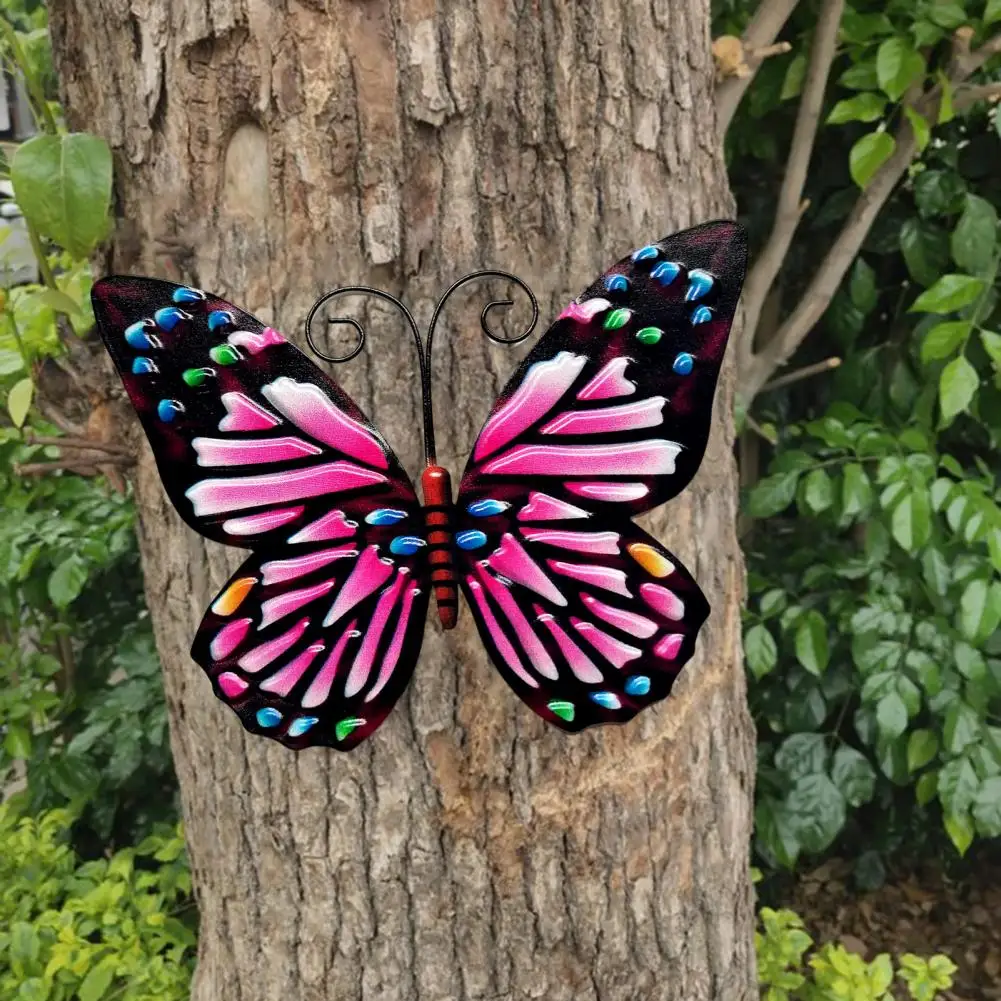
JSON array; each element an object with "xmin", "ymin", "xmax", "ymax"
[{"xmin": 92, "ymin": 220, "xmax": 747, "ymax": 751}]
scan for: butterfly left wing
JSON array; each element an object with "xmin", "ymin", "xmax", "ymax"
[
  {"xmin": 453, "ymin": 220, "xmax": 746, "ymax": 731},
  {"xmin": 91, "ymin": 276, "xmax": 430, "ymax": 750}
]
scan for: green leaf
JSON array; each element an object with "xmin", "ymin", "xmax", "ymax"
[
  {"xmin": 849, "ymin": 257, "xmax": 878, "ymax": 313},
  {"xmin": 794, "ymin": 609, "xmax": 829, "ymax": 676},
  {"xmin": 876, "ymin": 37, "xmax": 926, "ymax": 100},
  {"xmin": 916, "ymin": 771, "xmax": 938, "ymax": 805},
  {"xmin": 785, "ymin": 774, "xmax": 846, "ymax": 853},
  {"xmin": 850, "ymin": 132, "xmax": 896, "ymax": 189},
  {"xmin": 10, "ymin": 133, "xmax": 113, "ymax": 260},
  {"xmin": 0, "ymin": 348, "xmax": 24, "ymax": 374},
  {"xmin": 781, "ymin": 52, "xmax": 807, "ymax": 101},
  {"xmin": 951, "ymin": 195, "xmax": 997, "ymax": 275},
  {"xmin": 944, "ymin": 810, "xmax": 974, "ymax": 855},
  {"xmin": 891, "ymin": 488, "xmax": 931, "ymax": 552},
  {"xmin": 988, "ymin": 0, "xmax": 1001, "ymax": 26},
  {"xmin": 775, "ymin": 733, "xmax": 828, "ymax": 780},
  {"xmin": 842, "ymin": 463, "xmax": 873, "ymax": 518},
  {"xmin": 7, "ymin": 376, "xmax": 33, "ymax": 428},
  {"xmin": 827, "ymin": 92, "xmax": 887, "ymax": 125},
  {"xmin": 3, "ymin": 723, "xmax": 31, "ymax": 759},
  {"xmin": 839, "ymin": 60, "xmax": 879, "ymax": 90},
  {"xmin": 939, "ymin": 354, "xmax": 979, "ymax": 423},
  {"xmin": 840, "ymin": 11, "xmax": 893, "ymax": 43},
  {"xmin": 922, "ymin": 547, "xmax": 951, "ymax": 594},
  {"xmin": 745, "ymin": 623, "xmax": 778, "ymax": 679},
  {"xmin": 876, "ymin": 691, "xmax": 908, "ymax": 741},
  {"xmin": 910, "ymin": 273, "xmax": 983, "ymax": 313},
  {"xmin": 960, "ymin": 577, "xmax": 1001, "ymax": 641},
  {"xmin": 938, "ymin": 72, "xmax": 955, "ymax": 124},
  {"xmin": 33, "ymin": 287, "xmax": 83, "ymax": 316},
  {"xmin": 907, "ymin": 729, "xmax": 939, "ymax": 772},
  {"xmin": 944, "ymin": 702, "xmax": 981, "ymax": 755},
  {"xmin": 900, "ymin": 218, "xmax": 948, "ymax": 286},
  {"xmin": 927, "ymin": 2, "xmax": 967, "ymax": 28},
  {"xmin": 914, "ymin": 169, "xmax": 966, "ymax": 218},
  {"xmin": 748, "ymin": 472, "xmax": 799, "ymax": 518},
  {"xmin": 973, "ymin": 776, "xmax": 1001, "ymax": 837},
  {"xmin": 831, "ymin": 746, "xmax": 876, "ymax": 807},
  {"xmin": 920, "ymin": 320, "xmax": 970, "ymax": 361},
  {"xmin": 48, "ymin": 555, "xmax": 88, "ymax": 609},
  {"xmin": 981, "ymin": 330, "xmax": 1001, "ymax": 368},
  {"xmin": 904, "ymin": 105, "xmax": 931, "ymax": 152},
  {"xmin": 803, "ymin": 468, "xmax": 834, "ymax": 513},
  {"xmin": 77, "ymin": 957, "xmax": 116, "ymax": 1001}
]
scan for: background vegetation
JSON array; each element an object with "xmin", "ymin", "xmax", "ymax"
[{"xmin": 4, "ymin": 0, "xmax": 1000, "ymax": 997}]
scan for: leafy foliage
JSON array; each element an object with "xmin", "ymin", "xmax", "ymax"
[
  {"xmin": 719, "ymin": 0, "xmax": 1001, "ymax": 873},
  {"xmin": 0, "ymin": 6, "xmax": 175, "ymax": 851},
  {"xmin": 0, "ymin": 804, "xmax": 195, "ymax": 1001},
  {"xmin": 756, "ymin": 906, "xmax": 958, "ymax": 1001}
]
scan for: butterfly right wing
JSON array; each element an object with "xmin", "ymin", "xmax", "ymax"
[{"xmin": 92, "ymin": 276, "xmax": 430, "ymax": 749}]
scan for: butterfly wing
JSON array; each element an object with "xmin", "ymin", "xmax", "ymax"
[
  {"xmin": 92, "ymin": 276, "xmax": 429, "ymax": 749},
  {"xmin": 453, "ymin": 220, "xmax": 746, "ymax": 731}
]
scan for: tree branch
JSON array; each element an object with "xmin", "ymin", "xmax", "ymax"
[
  {"xmin": 24, "ymin": 434, "xmax": 132, "ymax": 456},
  {"xmin": 716, "ymin": 0, "xmax": 802, "ymax": 134},
  {"xmin": 736, "ymin": 0, "xmax": 845, "ymax": 377},
  {"xmin": 15, "ymin": 458, "xmax": 133, "ymax": 477},
  {"xmin": 738, "ymin": 29, "xmax": 1001, "ymax": 403}
]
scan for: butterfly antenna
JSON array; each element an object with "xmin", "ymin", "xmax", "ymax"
[{"xmin": 305, "ymin": 272, "xmax": 539, "ymax": 467}]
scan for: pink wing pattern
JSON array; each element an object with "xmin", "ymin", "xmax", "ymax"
[
  {"xmin": 92, "ymin": 277, "xmax": 429, "ymax": 749},
  {"xmin": 454, "ymin": 221, "xmax": 746, "ymax": 732}
]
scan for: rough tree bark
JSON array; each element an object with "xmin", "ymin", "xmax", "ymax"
[{"xmin": 51, "ymin": 3, "xmax": 756, "ymax": 999}]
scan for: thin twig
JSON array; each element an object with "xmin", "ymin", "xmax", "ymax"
[
  {"xmin": 716, "ymin": 0, "xmax": 802, "ymax": 134},
  {"xmin": 760, "ymin": 356, "xmax": 841, "ymax": 392},
  {"xmin": 737, "ymin": 0, "xmax": 845, "ymax": 376},
  {"xmin": 739, "ymin": 29, "xmax": 1001, "ymax": 402},
  {"xmin": 954, "ymin": 81, "xmax": 1001, "ymax": 112},
  {"xmin": 24, "ymin": 434, "xmax": 131, "ymax": 456},
  {"xmin": 15, "ymin": 458, "xmax": 133, "ymax": 476}
]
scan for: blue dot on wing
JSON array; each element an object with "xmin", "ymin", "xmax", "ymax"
[
  {"xmin": 466, "ymin": 498, "xmax": 509, "ymax": 517},
  {"xmin": 673, "ymin": 352, "xmax": 694, "ymax": 376},
  {"xmin": 390, "ymin": 535, "xmax": 426, "ymax": 556},
  {"xmin": 625, "ymin": 675, "xmax": 651, "ymax": 696},
  {"xmin": 455, "ymin": 530, "xmax": 487, "ymax": 551},
  {"xmin": 590, "ymin": 691, "xmax": 621, "ymax": 710},
  {"xmin": 256, "ymin": 707, "xmax": 283, "ymax": 728},
  {"xmin": 366, "ymin": 508, "xmax": 408, "ymax": 526}
]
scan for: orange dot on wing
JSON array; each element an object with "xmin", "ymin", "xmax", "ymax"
[
  {"xmin": 627, "ymin": 543, "xmax": 675, "ymax": 578},
  {"xmin": 212, "ymin": 576, "xmax": 257, "ymax": 616}
]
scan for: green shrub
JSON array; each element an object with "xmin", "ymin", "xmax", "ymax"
[
  {"xmin": 0, "ymin": 804, "xmax": 195, "ymax": 1001},
  {"xmin": 756, "ymin": 905, "xmax": 958, "ymax": 1001}
]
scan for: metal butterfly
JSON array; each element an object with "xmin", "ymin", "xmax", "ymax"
[{"xmin": 91, "ymin": 220, "xmax": 747, "ymax": 750}]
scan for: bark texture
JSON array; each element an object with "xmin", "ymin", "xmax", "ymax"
[{"xmin": 51, "ymin": 3, "xmax": 756, "ymax": 999}]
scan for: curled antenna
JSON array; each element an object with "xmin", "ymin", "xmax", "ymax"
[
  {"xmin": 305, "ymin": 286, "xmax": 426, "ymax": 387},
  {"xmin": 304, "ymin": 269, "xmax": 539, "ymax": 466}
]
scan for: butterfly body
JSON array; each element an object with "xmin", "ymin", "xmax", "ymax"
[
  {"xmin": 92, "ymin": 220, "xmax": 747, "ymax": 750},
  {"xmin": 421, "ymin": 464, "xmax": 459, "ymax": 630}
]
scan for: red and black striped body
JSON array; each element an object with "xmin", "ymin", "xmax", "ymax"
[{"xmin": 421, "ymin": 465, "xmax": 458, "ymax": 629}]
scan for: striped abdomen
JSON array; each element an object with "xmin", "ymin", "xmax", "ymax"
[{"xmin": 421, "ymin": 465, "xmax": 458, "ymax": 630}]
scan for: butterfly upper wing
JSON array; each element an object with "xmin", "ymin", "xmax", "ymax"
[
  {"xmin": 453, "ymin": 220, "xmax": 747, "ymax": 731},
  {"xmin": 92, "ymin": 276, "xmax": 429, "ymax": 749}
]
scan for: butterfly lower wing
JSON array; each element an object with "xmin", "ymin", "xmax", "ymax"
[
  {"xmin": 455, "ymin": 220, "xmax": 746, "ymax": 731},
  {"xmin": 195, "ymin": 538, "xmax": 430, "ymax": 749},
  {"xmin": 453, "ymin": 512, "xmax": 707, "ymax": 731},
  {"xmin": 92, "ymin": 276, "xmax": 417, "ymax": 549},
  {"xmin": 92, "ymin": 276, "xmax": 430, "ymax": 749}
]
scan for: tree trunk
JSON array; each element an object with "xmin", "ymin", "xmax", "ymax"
[{"xmin": 51, "ymin": 3, "xmax": 756, "ymax": 999}]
